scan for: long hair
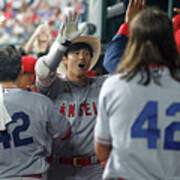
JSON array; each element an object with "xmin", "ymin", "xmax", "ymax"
[{"xmin": 116, "ymin": 8, "xmax": 180, "ymax": 85}]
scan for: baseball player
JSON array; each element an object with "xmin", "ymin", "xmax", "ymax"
[
  {"xmin": 35, "ymin": 11, "xmax": 107, "ymax": 180},
  {"xmin": 0, "ymin": 46, "xmax": 71, "ymax": 179},
  {"xmin": 95, "ymin": 7, "xmax": 180, "ymax": 180}
]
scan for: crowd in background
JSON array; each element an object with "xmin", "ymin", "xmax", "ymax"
[{"xmin": 0, "ymin": 0, "xmax": 88, "ymax": 45}]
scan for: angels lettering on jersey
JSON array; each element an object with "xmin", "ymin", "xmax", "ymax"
[{"xmin": 59, "ymin": 100, "xmax": 97, "ymax": 118}]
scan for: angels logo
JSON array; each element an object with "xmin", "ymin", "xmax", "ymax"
[{"xmin": 59, "ymin": 101, "xmax": 97, "ymax": 117}]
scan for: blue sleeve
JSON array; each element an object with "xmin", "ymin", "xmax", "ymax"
[{"xmin": 103, "ymin": 34, "xmax": 128, "ymax": 73}]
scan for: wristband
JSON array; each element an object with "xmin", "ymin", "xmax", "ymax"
[{"xmin": 61, "ymin": 40, "xmax": 72, "ymax": 47}]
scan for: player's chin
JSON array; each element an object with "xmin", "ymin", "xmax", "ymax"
[
  {"xmin": 76, "ymin": 71, "xmax": 87, "ymax": 77},
  {"xmin": 77, "ymin": 67, "xmax": 89, "ymax": 74}
]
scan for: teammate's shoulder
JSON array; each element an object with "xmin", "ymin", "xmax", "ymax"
[
  {"xmin": 23, "ymin": 90, "xmax": 53, "ymax": 104},
  {"xmin": 102, "ymin": 74, "xmax": 131, "ymax": 92},
  {"xmin": 103, "ymin": 74, "xmax": 122, "ymax": 85},
  {"xmin": 88, "ymin": 74, "xmax": 109, "ymax": 85}
]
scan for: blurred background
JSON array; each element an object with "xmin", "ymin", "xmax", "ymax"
[{"xmin": 0, "ymin": 0, "xmax": 179, "ymax": 52}]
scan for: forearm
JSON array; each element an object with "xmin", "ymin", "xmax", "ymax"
[
  {"xmin": 95, "ymin": 142, "xmax": 112, "ymax": 162},
  {"xmin": 44, "ymin": 41, "xmax": 66, "ymax": 72},
  {"xmin": 103, "ymin": 23, "xmax": 129, "ymax": 73},
  {"xmin": 35, "ymin": 41, "xmax": 66, "ymax": 89}
]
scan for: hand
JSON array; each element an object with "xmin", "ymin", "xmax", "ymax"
[
  {"xmin": 125, "ymin": 0, "xmax": 146, "ymax": 23},
  {"xmin": 56, "ymin": 10, "xmax": 87, "ymax": 46},
  {"xmin": 174, "ymin": 8, "xmax": 180, "ymax": 14}
]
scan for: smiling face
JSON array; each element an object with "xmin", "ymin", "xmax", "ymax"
[{"xmin": 63, "ymin": 47, "xmax": 93, "ymax": 82}]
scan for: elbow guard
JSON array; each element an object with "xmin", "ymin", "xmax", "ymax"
[{"xmin": 35, "ymin": 57, "xmax": 50, "ymax": 79}]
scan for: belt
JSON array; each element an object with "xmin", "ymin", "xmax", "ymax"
[
  {"xmin": 59, "ymin": 156, "xmax": 100, "ymax": 167},
  {"xmin": 23, "ymin": 174, "xmax": 42, "ymax": 179}
]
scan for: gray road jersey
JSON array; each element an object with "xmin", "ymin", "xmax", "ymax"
[
  {"xmin": 38, "ymin": 75, "xmax": 107, "ymax": 157},
  {"xmin": 96, "ymin": 71, "xmax": 180, "ymax": 180},
  {"xmin": 0, "ymin": 88, "xmax": 69, "ymax": 178}
]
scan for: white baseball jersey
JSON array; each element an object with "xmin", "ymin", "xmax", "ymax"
[
  {"xmin": 95, "ymin": 68, "xmax": 180, "ymax": 180},
  {"xmin": 0, "ymin": 88, "xmax": 70, "ymax": 178}
]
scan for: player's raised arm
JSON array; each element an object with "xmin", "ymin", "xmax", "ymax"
[
  {"xmin": 35, "ymin": 11, "xmax": 87, "ymax": 87},
  {"xmin": 174, "ymin": 7, "xmax": 180, "ymax": 14},
  {"xmin": 103, "ymin": 0, "xmax": 146, "ymax": 73}
]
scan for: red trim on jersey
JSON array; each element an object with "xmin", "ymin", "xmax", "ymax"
[
  {"xmin": 95, "ymin": 136, "xmax": 111, "ymax": 143},
  {"xmin": 117, "ymin": 178, "xmax": 126, "ymax": 180},
  {"xmin": 117, "ymin": 23, "xmax": 129, "ymax": 37},
  {"xmin": 86, "ymin": 70, "xmax": 97, "ymax": 77},
  {"xmin": 23, "ymin": 174, "xmax": 42, "ymax": 178},
  {"xmin": 57, "ymin": 73, "xmax": 63, "ymax": 77},
  {"xmin": 149, "ymin": 64, "xmax": 167, "ymax": 68},
  {"xmin": 61, "ymin": 124, "xmax": 71, "ymax": 140}
]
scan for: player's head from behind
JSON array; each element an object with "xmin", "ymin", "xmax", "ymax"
[
  {"xmin": 18, "ymin": 56, "xmax": 37, "ymax": 91},
  {"xmin": 0, "ymin": 45, "xmax": 22, "ymax": 83},
  {"xmin": 57, "ymin": 36, "xmax": 101, "ymax": 82},
  {"xmin": 116, "ymin": 8, "xmax": 180, "ymax": 85}
]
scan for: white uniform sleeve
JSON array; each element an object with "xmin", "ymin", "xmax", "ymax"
[
  {"xmin": 94, "ymin": 80, "xmax": 112, "ymax": 145},
  {"xmin": 0, "ymin": 86, "xmax": 11, "ymax": 131},
  {"xmin": 35, "ymin": 41, "xmax": 65, "ymax": 89}
]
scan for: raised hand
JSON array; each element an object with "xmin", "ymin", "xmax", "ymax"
[
  {"xmin": 174, "ymin": 8, "xmax": 180, "ymax": 14},
  {"xmin": 56, "ymin": 10, "xmax": 87, "ymax": 46},
  {"xmin": 125, "ymin": 0, "xmax": 147, "ymax": 23}
]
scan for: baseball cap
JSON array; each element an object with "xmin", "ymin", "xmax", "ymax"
[
  {"xmin": 57, "ymin": 36, "xmax": 101, "ymax": 75},
  {"xmin": 21, "ymin": 56, "xmax": 37, "ymax": 74}
]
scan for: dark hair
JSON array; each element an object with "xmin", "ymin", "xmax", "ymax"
[
  {"xmin": 64, "ymin": 42, "xmax": 93, "ymax": 57},
  {"xmin": 116, "ymin": 8, "xmax": 180, "ymax": 85},
  {"xmin": 0, "ymin": 46, "xmax": 22, "ymax": 82}
]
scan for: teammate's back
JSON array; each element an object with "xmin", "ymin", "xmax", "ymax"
[
  {"xmin": 0, "ymin": 46, "xmax": 70, "ymax": 179},
  {"xmin": 0, "ymin": 88, "xmax": 69, "ymax": 178},
  {"xmin": 95, "ymin": 5, "xmax": 180, "ymax": 180},
  {"xmin": 97, "ymin": 71, "xmax": 180, "ymax": 180}
]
